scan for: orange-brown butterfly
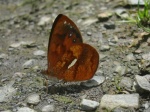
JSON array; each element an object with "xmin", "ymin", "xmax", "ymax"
[{"xmin": 42, "ymin": 14, "xmax": 99, "ymax": 81}]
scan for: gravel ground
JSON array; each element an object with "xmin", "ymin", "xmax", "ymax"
[{"xmin": 0, "ymin": 0, "xmax": 150, "ymax": 112}]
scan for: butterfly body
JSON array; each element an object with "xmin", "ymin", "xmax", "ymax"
[{"xmin": 42, "ymin": 14, "xmax": 99, "ymax": 81}]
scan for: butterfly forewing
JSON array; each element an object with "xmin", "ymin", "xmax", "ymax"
[
  {"xmin": 43, "ymin": 14, "xmax": 99, "ymax": 81},
  {"xmin": 47, "ymin": 14, "xmax": 83, "ymax": 76}
]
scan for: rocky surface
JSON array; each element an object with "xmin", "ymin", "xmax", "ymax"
[{"xmin": 0, "ymin": 0, "xmax": 150, "ymax": 112}]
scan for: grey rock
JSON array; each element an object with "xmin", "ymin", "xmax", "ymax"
[
  {"xmin": 9, "ymin": 41, "xmax": 26, "ymax": 48},
  {"xmin": 100, "ymin": 45, "xmax": 110, "ymax": 51},
  {"xmin": 22, "ymin": 41, "xmax": 36, "ymax": 48},
  {"xmin": 27, "ymin": 93, "xmax": 40, "ymax": 105},
  {"xmin": 135, "ymin": 75, "xmax": 150, "ymax": 92},
  {"xmin": 115, "ymin": 8, "xmax": 126, "ymax": 15},
  {"xmin": 119, "ymin": 77, "xmax": 133, "ymax": 89},
  {"xmin": 0, "ymin": 80, "xmax": 16, "ymax": 102},
  {"xmin": 124, "ymin": 0, "xmax": 144, "ymax": 5},
  {"xmin": 147, "ymin": 37, "xmax": 150, "ymax": 44},
  {"xmin": 144, "ymin": 107, "xmax": 150, "ymax": 112},
  {"xmin": 108, "ymin": 36, "xmax": 118, "ymax": 44},
  {"xmin": 98, "ymin": 11, "xmax": 113, "ymax": 20},
  {"xmin": 100, "ymin": 94, "xmax": 139, "ymax": 109},
  {"xmin": 38, "ymin": 16, "xmax": 51, "ymax": 26},
  {"xmin": 104, "ymin": 22, "xmax": 115, "ymax": 29},
  {"xmin": 87, "ymin": 31, "xmax": 92, "ymax": 36},
  {"xmin": 17, "ymin": 107, "xmax": 37, "ymax": 112},
  {"xmin": 134, "ymin": 49, "xmax": 143, "ymax": 54},
  {"xmin": 41, "ymin": 105, "xmax": 55, "ymax": 112},
  {"xmin": 0, "ymin": 53, "xmax": 8, "ymax": 59},
  {"xmin": 142, "ymin": 101, "xmax": 150, "ymax": 109},
  {"xmin": 82, "ymin": 18, "xmax": 98, "ymax": 26},
  {"xmin": 33, "ymin": 50, "xmax": 45, "ymax": 56},
  {"xmin": 142, "ymin": 52, "xmax": 150, "ymax": 60},
  {"xmin": 1, "ymin": 110, "xmax": 12, "ymax": 112},
  {"xmin": 115, "ymin": 65, "xmax": 127, "ymax": 75},
  {"xmin": 81, "ymin": 75, "xmax": 105, "ymax": 87},
  {"xmin": 126, "ymin": 53, "xmax": 135, "ymax": 61},
  {"xmin": 80, "ymin": 99, "xmax": 99, "ymax": 111},
  {"xmin": 113, "ymin": 107, "xmax": 135, "ymax": 112},
  {"xmin": 23, "ymin": 59, "xmax": 35, "ymax": 68},
  {"xmin": 115, "ymin": 8, "xmax": 128, "ymax": 19}
]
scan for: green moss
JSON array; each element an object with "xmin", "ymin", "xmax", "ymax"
[{"xmin": 53, "ymin": 95, "xmax": 73, "ymax": 104}]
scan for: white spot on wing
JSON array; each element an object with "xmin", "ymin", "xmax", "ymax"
[
  {"xmin": 68, "ymin": 59, "xmax": 77, "ymax": 69},
  {"xmin": 64, "ymin": 21, "xmax": 67, "ymax": 24},
  {"xmin": 69, "ymin": 33, "xmax": 72, "ymax": 36}
]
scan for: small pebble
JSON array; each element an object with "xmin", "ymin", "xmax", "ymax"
[
  {"xmin": 42, "ymin": 105, "xmax": 55, "ymax": 112},
  {"xmin": 142, "ymin": 52, "xmax": 150, "ymax": 60},
  {"xmin": 80, "ymin": 99, "xmax": 99, "ymax": 111},
  {"xmin": 98, "ymin": 11, "xmax": 113, "ymax": 20},
  {"xmin": 0, "ymin": 80, "xmax": 16, "ymax": 102},
  {"xmin": 100, "ymin": 45, "xmax": 110, "ymax": 51},
  {"xmin": 33, "ymin": 50, "xmax": 45, "ymax": 56},
  {"xmin": 27, "ymin": 93, "xmax": 40, "ymax": 105},
  {"xmin": 0, "ymin": 53, "xmax": 8, "ymax": 59},
  {"xmin": 17, "ymin": 107, "xmax": 37, "ymax": 112},
  {"xmin": 104, "ymin": 22, "xmax": 115, "ymax": 29},
  {"xmin": 82, "ymin": 18, "xmax": 98, "ymax": 26},
  {"xmin": 23, "ymin": 59, "xmax": 35, "ymax": 68},
  {"xmin": 81, "ymin": 75, "xmax": 105, "ymax": 87},
  {"xmin": 119, "ymin": 77, "xmax": 133, "ymax": 89},
  {"xmin": 115, "ymin": 65, "xmax": 126, "ymax": 75},
  {"xmin": 1, "ymin": 110, "xmax": 12, "ymax": 112},
  {"xmin": 38, "ymin": 16, "xmax": 51, "ymax": 26},
  {"xmin": 126, "ymin": 53, "xmax": 135, "ymax": 61}
]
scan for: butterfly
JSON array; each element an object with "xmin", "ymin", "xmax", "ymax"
[{"xmin": 42, "ymin": 14, "xmax": 99, "ymax": 81}]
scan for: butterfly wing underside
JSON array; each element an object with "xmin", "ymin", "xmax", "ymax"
[{"xmin": 43, "ymin": 14, "xmax": 99, "ymax": 81}]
